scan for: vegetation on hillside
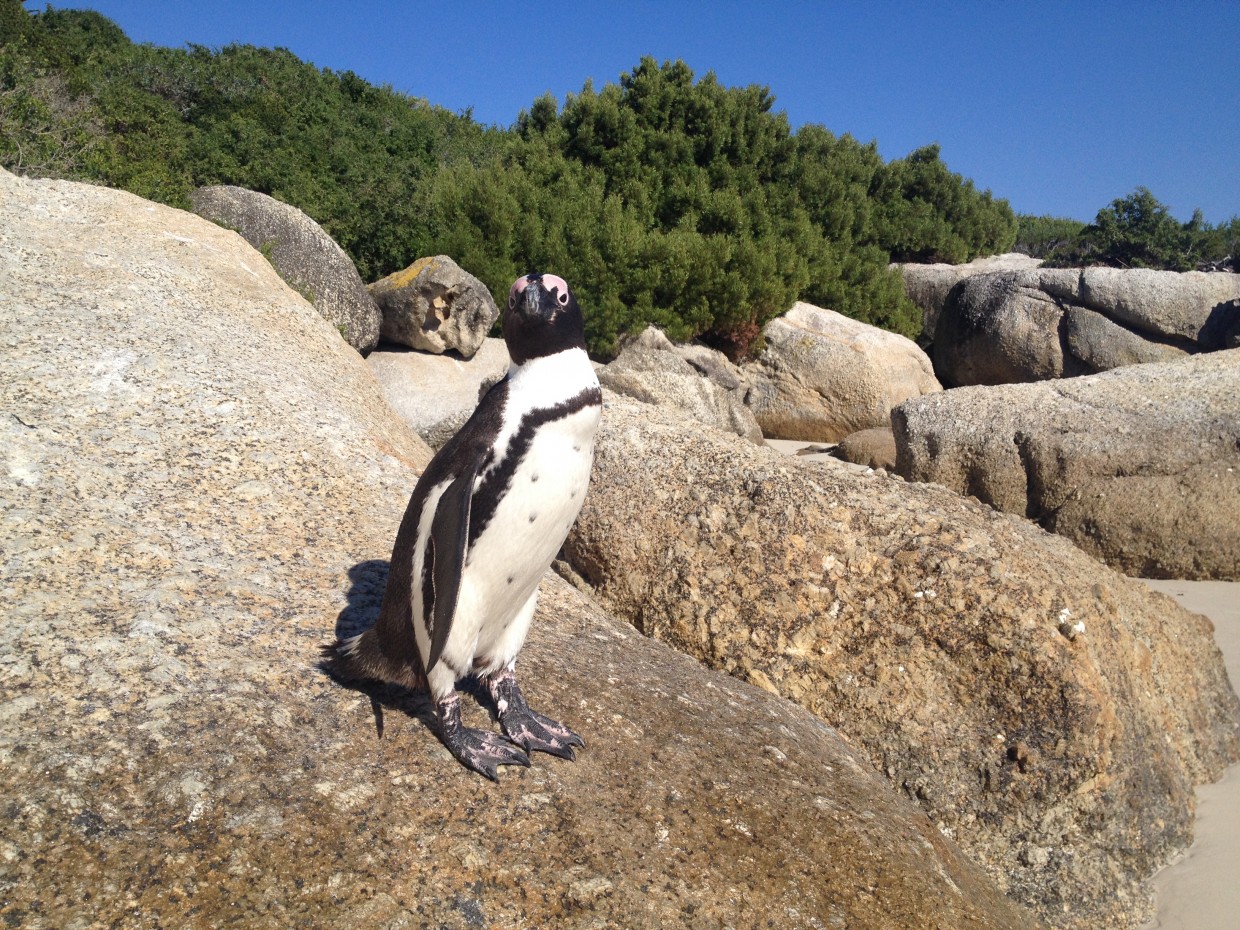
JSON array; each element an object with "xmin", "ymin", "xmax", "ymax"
[
  {"xmin": 3, "ymin": 1, "xmax": 1026, "ymax": 355},
  {"xmin": 1018, "ymin": 189, "xmax": 1238, "ymax": 271}
]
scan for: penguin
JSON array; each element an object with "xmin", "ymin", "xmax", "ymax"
[{"xmin": 329, "ymin": 272, "xmax": 602, "ymax": 780}]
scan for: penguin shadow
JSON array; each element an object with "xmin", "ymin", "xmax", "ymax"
[{"xmin": 317, "ymin": 560, "xmax": 497, "ymax": 746}]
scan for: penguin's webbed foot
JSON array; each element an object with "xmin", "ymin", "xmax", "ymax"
[
  {"xmin": 488, "ymin": 669, "xmax": 585, "ymax": 761},
  {"xmin": 436, "ymin": 694, "xmax": 530, "ymax": 781}
]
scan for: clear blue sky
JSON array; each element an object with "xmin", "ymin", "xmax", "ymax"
[{"xmin": 56, "ymin": 0, "xmax": 1240, "ymax": 224}]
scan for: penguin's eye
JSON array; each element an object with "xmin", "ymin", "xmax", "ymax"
[
  {"xmin": 542, "ymin": 273, "xmax": 570, "ymax": 306},
  {"xmin": 507, "ymin": 275, "xmax": 530, "ymax": 310}
]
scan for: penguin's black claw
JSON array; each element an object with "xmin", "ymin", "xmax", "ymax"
[
  {"xmin": 487, "ymin": 669, "xmax": 585, "ymax": 761},
  {"xmin": 450, "ymin": 728, "xmax": 532, "ymax": 781},
  {"xmin": 436, "ymin": 694, "xmax": 530, "ymax": 781},
  {"xmin": 501, "ymin": 709, "xmax": 585, "ymax": 760}
]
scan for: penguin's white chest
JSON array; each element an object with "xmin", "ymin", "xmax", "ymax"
[
  {"xmin": 485, "ymin": 408, "xmax": 597, "ymax": 565},
  {"xmin": 455, "ymin": 401, "xmax": 599, "ymax": 656}
]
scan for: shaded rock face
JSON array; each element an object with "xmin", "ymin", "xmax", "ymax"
[
  {"xmin": 744, "ymin": 302, "xmax": 942, "ymax": 442},
  {"xmin": 598, "ymin": 328, "xmax": 763, "ymax": 442},
  {"xmin": 933, "ymin": 267, "xmax": 1240, "ymax": 387},
  {"xmin": 368, "ymin": 337, "xmax": 512, "ymax": 449},
  {"xmin": 896, "ymin": 252, "xmax": 1044, "ymax": 339},
  {"xmin": 833, "ymin": 427, "xmax": 898, "ymax": 470},
  {"xmin": 894, "ymin": 350, "xmax": 1240, "ymax": 580},
  {"xmin": 0, "ymin": 169, "xmax": 1044, "ymax": 930},
  {"xmin": 369, "ymin": 254, "xmax": 500, "ymax": 357},
  {"xmin": 190, "ymin": 184, "xmax": 382, "ymax": 352},
  {"xmin": 565, "ymin": 393, "xmax": 1240, "ymax": 930}
]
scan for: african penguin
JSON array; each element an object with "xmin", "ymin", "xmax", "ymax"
[{"xmin": 330, "ymin": 273, "xmax": 601, "ymax": 780}]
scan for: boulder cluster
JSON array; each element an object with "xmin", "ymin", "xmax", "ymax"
[
  {"xmin": 191, "ymin": 185, "xmax": 500, "ymax": 358},
  {"xmin": 3, "ymin": 170, "xmax": 1236, "ymax": 930}
]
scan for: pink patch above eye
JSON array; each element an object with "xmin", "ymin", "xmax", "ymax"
[
  {"xmin": 541, "ymin": 273, "xmax": 569, "ymax": 300},
  {"xmin": 507, "ymin": 272, "xmax": 571, "ymax": 308},
  {"xmin": 508, "ymin": 275, "xmax": 531, "ymax": 308}
]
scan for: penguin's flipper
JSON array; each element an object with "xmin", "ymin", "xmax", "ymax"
[{"xmin": 425, "ymin": 457, "xmax": 483, "ymax": 673}]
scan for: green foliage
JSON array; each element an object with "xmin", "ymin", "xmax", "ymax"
[
  {"xmin": 0, "ymin": 2, "xmax": 102, "ymax": 177},
  {"xmin": 426, "ymin": 58, "xmax": 939, "ymax": 354},
  {"xmin": 1014, "ymin": 214, "xmax": 1085, "ymax": 258},
  {"xmin": 0, "ymin": 0, "xmax": 30, "ymax": 46},
  {"xmin": 4, "ymin": 12, "xmax": 1022, "ymax": 356},
  {"xmin": 1046, "ymin": 188, "xmax": 1237, "ymax": 271},
  {"xmin": 868, "ymin": 144, "xmax": 1018, "ymax": 264}
]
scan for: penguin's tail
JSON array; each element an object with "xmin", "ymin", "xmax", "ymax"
[{"xmin": 320, "ymin": 629, "xmax": 425, "ymax": 691}]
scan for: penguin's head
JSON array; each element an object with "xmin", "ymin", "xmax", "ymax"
[{"xmin": 502, "ymin": 272, "xmax": 587, "ymax": 364}]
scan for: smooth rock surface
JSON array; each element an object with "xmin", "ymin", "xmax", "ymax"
[
  {"xmin": 565, "ymin": 392, "xmax": 1240, "ymax": 930},
  {"xmin": 1078, "ymin": 268, "xmax": 1240, "ymax": 348},
  {"xmin": 369, "ymin": 254, "xmax": 499, "ymax": 357},
  {"xmin": 896, "ymin": 252, "xmax": 1044, "ymax": 338},
  {"xmin": 599, "ymin": 329, "xmax": 763, "ymax": 442},
  {"xmin": 932, "ymin": 267, "xmax": 1239, "ymax": 387},
  {"xmin": 832, "ymin": 426, "xmax": 898, "ymax": 470},
  {"xmin": 744, "ymin": 302, "xmax": 942, "ymax": 441},
  {"xmin": 893, "ymin": 350, "xmax": 1240, "ymax": 579},
  {"xmin": 368, "ymin": 337, "xmax": 511, "ymax": 448},
  {"xmin": 190, "ymin": 184, "xmax": 381, "ymax": 352},
  {"xmin": 0, "ymin": 169, "xmax": 1043, "ymax": 930}
]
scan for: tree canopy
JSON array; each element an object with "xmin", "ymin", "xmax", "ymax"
[
  {"xmin": 1031, "ymin": 188, "xmax": 1238, "ymax": 271},
  {"xmin": 3, "ymin": 2, "xmax": 1026, "ymax": 355}
]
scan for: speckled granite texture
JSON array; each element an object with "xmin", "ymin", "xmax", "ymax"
[
  {"xmin": 0, "ymin": 169, "xmax": 1042, "ymax": 929},
  {"xmin": 566, "ymin": 391, "xmax": 1240, "ymax": 930}
]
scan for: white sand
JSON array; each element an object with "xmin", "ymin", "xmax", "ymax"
[{"xmin": 1139, "ymin": 580, "xmax": 1240, "ymax": 930}]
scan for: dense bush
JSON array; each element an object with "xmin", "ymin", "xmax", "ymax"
[
  {"xmin": 1044, "ymin": 188, "xmax": 1238, "ymax": 271},
  {"xmin": 868, "ymin": 143, "xmax": 1017, "ymax": 264},
  {"xmin": 3, "ymin": 3, "xmax": 1024, "ymax": 355},
  {"xmin": 1014, "ymin": 214, "xmax": 1085, "ymax": 258}
]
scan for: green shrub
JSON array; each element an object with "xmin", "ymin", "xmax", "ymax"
[
  {"xmin": 1014, "ymin": 214, "xmax": 1085, "ymax": 258},
  {"xmin": 1046, "ymin": 188, "xmax": 1237, "ymax": 271},
  {"xmin": 5, "ymin": 12, "xmax": 1023, "ymax": 355}
]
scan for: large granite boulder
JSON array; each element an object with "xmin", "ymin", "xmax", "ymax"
[
  {"xmin": 369, "ymin": 254, "xmax": 499, "ymax": 357},
  {"xmin": 598, "ymin": 327, "xmax": 763, "ymax": 442},
  {"xmin": 743, "ymin": 302, "xmax": 942, "ymax": 441},
  {"xmin": 565, "ymin": 392, "xmax": 1240, "ymax": 930},
  {"xmin": 894, "ymin": 350, "xmax": 1240, "ymax": 579},
  {"xmin": 896, "ymin": 252, "xmax": 1044, "ymax": 338},
  {"xmin": 0, "ymin": 169, "xmax": 1045, "ymax": 930},
  {"xmin": 933, "ymin": 267, "xmax": 1240, "ymax": 387},
  {"xmin": 368, "ymin": 337, "xmax": 512, "ymax": 448},
  {"xmin": 190, "ymin": 184, "xmax": 381, "ymax": 352}
]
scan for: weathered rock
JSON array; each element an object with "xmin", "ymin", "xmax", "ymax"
[
  {"xmin": 599, "ymin": 328, "xmax": 763, "ymax": 442},
  {"xmin": 368, "ymin": 337, "xmax": 511, "ymax": 448},
  {"xmin": 565, "ymin": 392, "xmax": 1240, "ymax": 930},
  {"xmin": 369, "ymin": 254, "xmax": 499, "ymax": 357},
  {"xmin": 0, "ymin": 169, "xmax": 1045, "ymax": 930},
  {"xmin": 1078, "ymin": 267, "xmax": 1240, "ymax": 348},
  {"xmin": 933, "ymin": 267, "xmax": 1240, "ymax": 387},
  {"xmin": 833, "ymin": 427, "xmax": 898, "ymax": 470},
  {"xmin": 1062, "ymin": 305, "xmax": 1188, "ymax": 371},
  {"xmin": 744, "ymin": 302, "xmax": 942, "ymax": 441},
  {"xmin": 190, "ymin": 184, "xmax": 381, "ymax": 352},
  {"xmin": 894, "ymin": 350, "xmax": 1240, "ymax": 579},
  {"xmin": 896, "ymin": 252, "xmax": 1044, "ymax": 337}
]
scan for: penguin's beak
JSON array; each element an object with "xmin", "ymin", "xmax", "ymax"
[{"xmin": 519, "ymin": 280, "xmax": 549, "ymax": 320}]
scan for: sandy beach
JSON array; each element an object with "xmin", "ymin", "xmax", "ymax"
[{"xmin": 1139, "ymin": 580, "xmax": 1240, "ymax": 930}]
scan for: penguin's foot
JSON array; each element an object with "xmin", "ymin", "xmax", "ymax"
[
  {"xmin": 488, "ymin": 669, "xmax": 585, "ymax": 761},
  {"xmin": 436, "ymin": 693, "xmax": 530, "ymax": 781}
]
